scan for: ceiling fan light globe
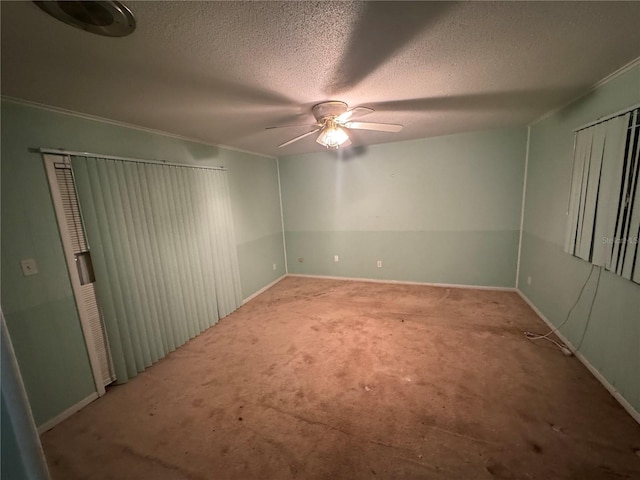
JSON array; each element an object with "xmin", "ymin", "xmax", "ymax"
[{"xmin": 317, "ymin": 125, "xmax": 349, "ymax": 148}]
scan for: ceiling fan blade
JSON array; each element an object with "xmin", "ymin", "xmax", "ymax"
[
  {"xmin": 277, "ymin": 128, "xmax": 321, "ymax": 148},
  {"xmin": 266, "ymin": 123, "xmax": 318, "ymax": 130},
  {"xmin": 337, "ymin": 106, "xmax": 374, "ymax": 123},
  {"xmin": 344, "ymin": 121, "xmax": 403, "ymax": 133}
]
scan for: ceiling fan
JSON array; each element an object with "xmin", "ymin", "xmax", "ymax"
[{"xmin": 267, "ymin": 101, "xmax": 403, "ymax": 149}]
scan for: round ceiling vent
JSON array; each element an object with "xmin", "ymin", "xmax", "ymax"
[{"xmin": 34, "ymin": 1, "xmax": 136, "ymax": 37}]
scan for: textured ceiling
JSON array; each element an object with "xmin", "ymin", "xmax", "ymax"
[{"xmin": 2, "ymin": 1, "xmax": 640, "ymax": 157}]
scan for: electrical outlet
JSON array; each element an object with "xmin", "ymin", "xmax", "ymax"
[
  {"xmin": 20, "ymin": 258, "xmax": 38, "ymax": 276},
  {"xmin": 527, "ymin": 276, "xmax": 532, "ymax": 286},
  {"xmin": 334, "ymin": 255, "xmax": 339, "ymax": 262},
  {"xmin": 377, "ymin": 260, "xmax": 382, "ymax": 268}
]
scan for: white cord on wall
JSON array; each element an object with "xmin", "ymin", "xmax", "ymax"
[{"xmin": 524, "ymin": 264, "xmax": 601, "ymax": 356}]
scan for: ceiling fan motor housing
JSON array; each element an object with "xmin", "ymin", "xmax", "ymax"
[{"xmin": 312, "ymin": 101, "xmax": 348, "ymax": 122}]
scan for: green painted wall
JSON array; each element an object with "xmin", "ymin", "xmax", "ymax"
[
  {"xmin": 0, "ymin": 100, "xmax": 285, "ymax": 426},
  {"xmin": 279, "ymin": 127, "xmax": 527, "ymax": 287},
  {"xmin": 519, "ymin": 65, "xmax": 640, "ymax": 413}
]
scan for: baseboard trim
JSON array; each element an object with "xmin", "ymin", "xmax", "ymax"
[
  {"xmin": 287, "ymin": 273, "xmax": 516, "ymax": 292},
  {"xmin": 517, "ymin": 290, "xmax": 640, "ymax": 425},
  {"xmin": 242, "ymin": 275, "xmax": 287, "ymax": 304},
  {"xmin": 37, "ymin": 392, "xmax": 99, "ymax": 434}
]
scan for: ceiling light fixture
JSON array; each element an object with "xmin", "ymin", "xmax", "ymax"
[
  {"xmin": 316, "ymin": 121, "xmax": 349, "ymax": 148},
  {"xmin": 34, "ymin": 1, "xmax": 136, "ymax": 37},
  {"xmin": 270, "ymin": 101, "xmax": 402, "ymax": 150}
]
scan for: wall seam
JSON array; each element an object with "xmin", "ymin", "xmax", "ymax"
[
  {"xmin": 516, "ymin": 126, "xmax": 531, "ymax": 289},
  {"xmin": 276, "ymin": 157, "xmax": 288, "ymax": 274}
]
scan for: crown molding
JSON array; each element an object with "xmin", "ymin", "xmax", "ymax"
[
  {"xmin": 0, "ymin": 95, "xmax": 277, "ymax": 160},
  {"xmin": 530, "ymin": 56, "xmax": 640, "ymax": 126}
]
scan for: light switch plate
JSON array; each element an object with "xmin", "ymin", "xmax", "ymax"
[{"xmin": 20, "ymin": 258, "xmax": 38, "ymax": 276}]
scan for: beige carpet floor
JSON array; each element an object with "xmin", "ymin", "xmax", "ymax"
[{"xmin": 41, "ymin": 276, "xmax": 640, "ymax": 479}]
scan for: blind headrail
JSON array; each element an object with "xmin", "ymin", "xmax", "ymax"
[
  {"xmin": 39, "ymin": 148, "xmax": 226, "ymax": 171},
  {"xmin": 574, "ymin": 103, "xmax": 640, "ymax": 133}
]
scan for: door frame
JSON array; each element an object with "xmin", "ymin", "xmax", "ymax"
[{"xmin": 43, "ymin": 154, "xmax": 106, "ymax": 396}]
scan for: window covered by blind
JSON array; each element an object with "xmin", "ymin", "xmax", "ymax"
[
  {"xmin": 565, "ymin": 108, "xmax": 639, "ymax": 284},
  {"xmin": 71, "ymin": 156, "xmax": 243, "ymax": 383}
]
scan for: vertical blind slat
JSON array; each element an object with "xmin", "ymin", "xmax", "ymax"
[
  {"xmin": 566, "ymin": 131, "xmax": 588, "ymax": 253},
  {"xmin": 612, "ymin": 112, "xmax": 637, "ymax": 275},
  {"xmin": 621, "ymin": 119, "xmax": 640, "ymax": 279},
  {"xmin": 149, "ymin": 164, "xmax": 179, "ymax": 352},
  {"xmin": 93, "ymin": 160, "xmax": 139, "ymax": 375},
  {"xmin": 195, "ymin": 171, "xmax": 221, "ymax": 322},
  {"xmin": 180, "ymin": 169, "xmax": 208, "ymax": 334},
  {"xmin": 156, "ymin": 165, "xmax": 189, "ymax": 346},
  {"xmin": 575, "ymin": 130, "xmax": 593, "ymax": 256},
  {"xmin": 595, "ymin": 115, "xmax": 629, "ymax": 268},
  {"xmin": 115, "ymin": 161, "xmax": 152, "ymax": 370},
  {"xmin": 631, "ymin": 123, "xmax": 640, "ymax": 283},
  {"xmin": 172, "ymin": 168, "xmax": 199, "ymax": 339},
  {"xmin": 578, "ymin": 128, "xmax": 606, "ymax": 261},
  {"xmin": 135, "ymin": 163, "xmax": 170, "ymax": 356},
  {"xmin": 122, "ymin": 162, "xmax": 157, "ymax": 365}
]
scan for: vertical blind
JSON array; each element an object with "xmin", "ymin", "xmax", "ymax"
[
  {"xmin": 72, "ymin": 156, "xmax": 243, "ymax": 383},
  {"xmin": 565, "ymin": 108, "xmax": 640, "ymax": 284}
]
